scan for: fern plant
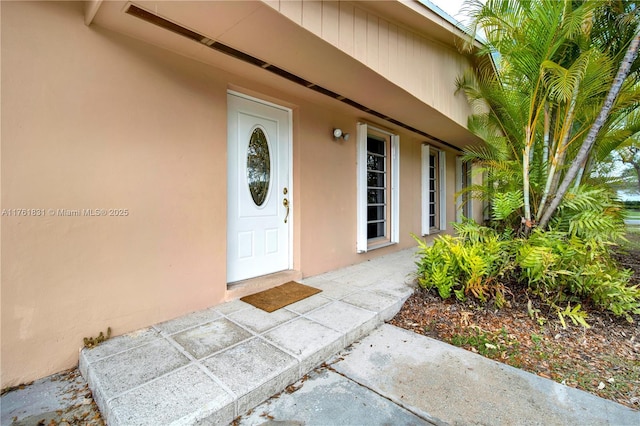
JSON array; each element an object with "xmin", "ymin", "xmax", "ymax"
[
  {"xmin": 492, "ymin": 190, "xmax": 524, "ymax": 222},
  {"xmin": 551, "ymin": 185, "xmax": 626, "ymax": 242},
  {"xmin": 415, "ymin": 218, "xmax": 639, "ymax": 326},
  {"xmin": 414, "ymin": 226, "xmax": 514, "ymax": 308},
  {"xmin": 516, "ymin": 228, "xmax": 640, "ymax": 321}
]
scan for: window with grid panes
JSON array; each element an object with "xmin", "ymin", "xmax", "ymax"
[
  {"xmin": 367, "ymin": 136, "xmax": 388, "ymax": 240},
  {"xmin": 421, "ymin": 144, "xmax": 445, "ymax": 235},
  {"xmin": 356, "ymin": 123, "xmax": 399, "ymax": 253},
  {"xmin": 429, "ymin": 153, "xmax": 437, "ymax": 228}
]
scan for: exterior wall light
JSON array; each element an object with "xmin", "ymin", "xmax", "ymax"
[{"xmin": 333, "ymin": 128, "xmax": 350, "ymax": 141}]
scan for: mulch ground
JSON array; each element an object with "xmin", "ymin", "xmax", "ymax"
[{"xmin": 390, "ymin": 244, "xmax": 640, "ymax": 410}]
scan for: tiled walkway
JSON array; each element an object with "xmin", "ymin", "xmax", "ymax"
[{"xmin": 80, "ymin": 248, "xmax": 418, "ymax": 425}]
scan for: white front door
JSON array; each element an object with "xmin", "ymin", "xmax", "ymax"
[{"xmin": 227, "ymin": 93, "xmax": 291, "ymax": 283}]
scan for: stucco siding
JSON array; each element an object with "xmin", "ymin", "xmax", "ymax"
[
  {"xmin": 1, "ymin": 1, "xmax": 230, "ymax": 387},
  {"xmin": 1, "ymin": 0, "xmax": 474, "ymax": 388}
]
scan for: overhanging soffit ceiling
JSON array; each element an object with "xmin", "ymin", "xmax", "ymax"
[{"xmin": 87, "ymin": 1, "xmax": 483, "ymax": 149}]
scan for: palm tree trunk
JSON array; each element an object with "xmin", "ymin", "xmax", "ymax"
[
  {"xmin": 542, "ymin": 103, "xmax": 550, "ymax": 167},
  {"xmin": 523, "ymin": 126, "xmax": 532, "ymax": 233},
  {"xmin": 536, "ymin": 80, "xmax": 581, "ymax": 222},
  {"xmin": 573, "ymin": 160, "xmax": 586, "ymax": 191},
  {"xmin": 538, "ymin": 26, "xmax": 640, "ymax": 230}
]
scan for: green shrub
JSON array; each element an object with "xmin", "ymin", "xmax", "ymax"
[
  {"xmin": 517, "ymin": 229, "xmax": 640, "ymax": 321},
  {"xmin": 415, "ymin": 219, "xmax": 640, "ymax": 325},
  {"xmin": 552, "ymin": 186, "xmax": 627, "ymax": 242},
  {"xmin": 414, "ymin": 223, "xmax": 515, "ymax": 307}
]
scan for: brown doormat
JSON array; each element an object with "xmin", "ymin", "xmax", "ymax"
[{"xmin": 240, "ymin": 281, "xmax": 322, "ymax": 313}]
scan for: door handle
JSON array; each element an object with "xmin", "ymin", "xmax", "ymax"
[{"xmin": 283, "ymin": 198, "xmax": 290, "ymax": 223}]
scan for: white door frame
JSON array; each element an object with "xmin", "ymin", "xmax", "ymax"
[{"xmin": 227, "ymin": 90, "xmax": 293, "ymax": 283}]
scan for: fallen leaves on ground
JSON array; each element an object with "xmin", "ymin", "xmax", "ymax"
[
  {"xmin": 390, "ymin": 245, "xmax": 640, "ymax": 410},
  {"xmin": 6, "ymin": 368, "xmax": 104, "ymax": 426}
]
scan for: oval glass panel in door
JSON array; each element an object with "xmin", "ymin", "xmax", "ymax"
[{"xmin": 247, "ymin": 127, "xmax": 271, "ymax": 206}]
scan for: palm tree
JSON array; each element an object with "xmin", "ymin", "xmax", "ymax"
[
  {"xmin": 538, "ymin": 22, "xmax": 640, "ymax": 228},
  {"xmin": 458, "ymin": 0, "xmax": 640, "ymax": 233}
]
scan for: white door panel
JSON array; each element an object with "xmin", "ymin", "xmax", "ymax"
[{"xmin": 227, "ymin": 93, "xmax": 291, "ymax": 282}]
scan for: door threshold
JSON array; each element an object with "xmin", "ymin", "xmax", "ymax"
[{"xmin": 225, "ymin": 270, "xmax": 303, "ymax": 301}]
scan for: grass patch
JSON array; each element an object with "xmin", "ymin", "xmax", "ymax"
[
  {"xmin": 624, "ymin": 209, "xmax": 640, "ymax": 220},
  {"xmin": 620, "ymin": 225, "xmax": 640, "ymax": 252},
  {"xmin": 448, "ymin": 326, "xmax": 521, "ymax": 363},
  {"xmin": 556, "ymin": 355, "xmax": 640, "ymax": 404}
]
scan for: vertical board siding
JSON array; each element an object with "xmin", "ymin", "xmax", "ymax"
[
  {"xmin": 338, "ymin": 2, "xmax": 355, "ymax": 55},
  {"xmin": 269, "ymin": 0, "xmax": 473, "ymax": 124},
  {"xmin": 366, "ymin": 13, "xmax": 379, "ymax": 70},
  {"xmin": 302, "ymin": 0, "xmax": 323, "ymax": 36},
  {"xmin": 378, "ymin": 20, "xmax": 389, "ymax": 79},
  {"xmin": 353, "ymin": 7, "xmax": 367, "ymax": 63},
  {"xmin": 280, "ymin": 0, "xmax": 303, "ymax": 24},
  {"xmin": 387, "ymin": 23, "xmax": 398, "ymax": 83},
  {"xmin": 420, "ymin": 39, "xmax": 430, "ymax": 105},
  {"xmin": 397, "ymin": 26, "xmax": 408, "ymax": 87},
  {"xmin": 408, "ymin": 32, "xmax": 418, "ymax": 95},
  {"xmin": 322, "ymin": 1, "xmax": 340, "ymax": 46}
]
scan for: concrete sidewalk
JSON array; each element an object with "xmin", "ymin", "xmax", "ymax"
[{"xmin": 239, "ymin": 325, "xmax": 640, "ymax": 425}]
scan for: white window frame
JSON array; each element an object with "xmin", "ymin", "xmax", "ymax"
[
  {"xmin": 357, "ymin": 122, "xmax": 399, "ymax": 253},
  {"xmin": 421, "ymin": 145, "xmax": 446, "ymax": 235},
  {"xmin": 455, "ymin": 156, "xmax": 473, "ymax": 222}
]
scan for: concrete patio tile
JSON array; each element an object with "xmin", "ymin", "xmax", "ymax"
[
  {"xmin": 86, "ymin": 339, "xmax": 190, "ymax": 400},
  {"xmin": 368, "ymin": 250, "xmax": 418, "ymax": 272},
  {"xmin": 80, "ymin": 328, "xmax": 161, "ymax": 365},
  {"xmin": 212, "ymin": 299, "xmax": 253, "ymax": 316},
  {"xmin": 109, "ymin": 364, "xmax": 234, "ymax": 426},
  {"xmin": 328, "ymin": 269, "xmax": 385, "ymax": 288},
  {"xmin": 328, "ymin": 262, "xmax": 370, "ymax": 277},
  {"xmin": 383, "ymin": 269, "xmax": 417, "ymax": 285},
  {"xmin": 369, "ymin": 278, "xmax": 416, "ymax": 299},
  {"xmin": 305, "ymin": 301, "xmax": 379, "ymax": 346},
  {"xmin": 203, "ymin": 338, "xmax": 299, "ymax": 415},
  {"xmin": 263, "ymin": 317, "xmax": 343, "ymax": 374},
  {"xmin": 283, "ymin": 295, "xmax": 332, "ymax": 315},
  {"xmin": 341, "ymin": 290, "xmax": 404, "ymax": 321},
  {"xmin": 172, "ymin": 318, "xmax": 253, "ymax": 360},
  {"xmin": 303, "ymin": 268, "xmax": 351, "ymax": 283},
  {"xmin": 298, "ymin": 275, "xmax": 333, "ymax": 286},
  {"xmin": 227, "ymin": 307, "xmax": 298, "ymax": 334},
  {"xmin": 306, "ymin": 279, "xmax": 359, "ymax": 300},
  {"xmin": 153, "ymin": 308, "xmax": 222, "ymax": 335}
]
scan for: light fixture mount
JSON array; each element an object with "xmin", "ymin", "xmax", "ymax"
[{"xmin": 333, "ymin": 128, "xmax": 350, "ymax": 141}]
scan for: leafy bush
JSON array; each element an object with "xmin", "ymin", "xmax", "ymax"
[
  {"xmin": 414, "ymin": 221, "xmax": 515, "ymax": 308},
  {"xmin": 551, "ymin": 185, "xmax": 626, "ymax": 242},
  {"xmin": 415, "ymin": 220, "xmax": 640, "ymax": 325},
  {"xmin": 517, "ymin": 229, "xmax": 640, "ymax": 321}
]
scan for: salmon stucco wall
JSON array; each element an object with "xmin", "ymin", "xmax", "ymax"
[
  {"xmin": 296, "ymin": 102, "xmax": 465, "ymax": 277},
  {"xmin": 1, "ymin": 1, "xmax": 479, "ymax": 387},
  {"xmin": 1, "ymin": 1, "xmax": 230, "ymax": 387}
]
